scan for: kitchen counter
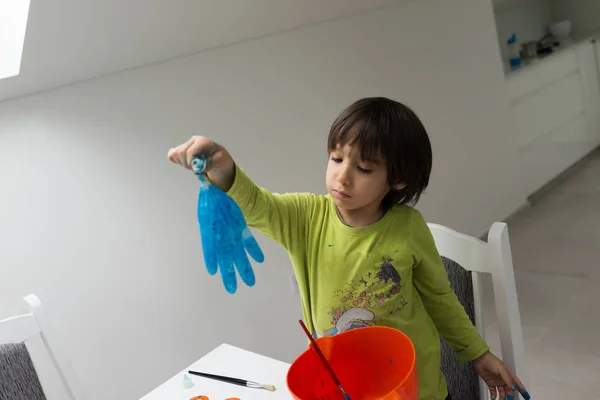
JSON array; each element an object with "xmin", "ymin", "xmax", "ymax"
[{"xmin": 504, "ymin": 32, "xmax": 600, "ymax": 78}]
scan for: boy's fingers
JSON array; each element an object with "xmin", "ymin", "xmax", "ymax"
[
  {"xmin": 167, "ymin": 148, "xmax": 177, "ymax": 163},
  {"xmin": 511, "ymin": 372, "xmax": 530, "ymax": 400},
  {"xmin": 167, "ymin": 140, "xmax": 193, "ymax": 167},
  {"xmin": 488, "ymin": 385, "xmax": 498, "ymax": 400},
  {"xmin": 196, "ymin": 142, "xmax": 220, "ymax": 169},
  {"xmin": 183, "ymin": 139, "xmax": 200, "ymax": 169},
  {"xmin": 168, "ymin": 137, "xmax": 218, "ymax": 170},
  {"xmin": 206, "ymin": 145, "xmax": 224, "ymax": 172},
  {"xmin": 500, "ymin": 367, "xmax": 514, "ymax": 388},
  {"xmin": 201, "ymin": 142, "xmax": 220, "ymax": 158},
  {"xmin": 499, "ymin": 367, "xmax": 516, "ymax": 399},
  {"xmin": 497, "ymin": 385, "xmax": 506, "ymax": 400}
]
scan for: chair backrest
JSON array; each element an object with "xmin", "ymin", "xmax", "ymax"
[
  {"xmin": 439, "ymin": 256, "xmax": 481, "ymax": 399},
  {"xmin": 0, "ymin": 340, "xmax": 47, "ymax": 399},
  {"xmin": 427, "ymin": 222, "xmax": 528, "ymax": 400},
  {"xmin": 0, "ymin": 294, "xmax": 85, "ymax": 400}
]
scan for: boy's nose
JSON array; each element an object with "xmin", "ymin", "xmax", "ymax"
[{"xmin": 337, "ymin": 168, "xmax": 351, "ymax": 185}]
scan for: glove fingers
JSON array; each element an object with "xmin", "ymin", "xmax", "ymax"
[
  {"xmin": 234, "ymin": 245, "xmax": 256, "ymax": 287},
  {"xmin": 198, "ymin": 190, "xmax": 218, "ymax": 275},
  {"xmin": 220, "ymin": 256, "xmax": 237, "ymax": 294},
  {"xmin": 242, "ymin": 227, "xmax": 264, "ymax": 263}
]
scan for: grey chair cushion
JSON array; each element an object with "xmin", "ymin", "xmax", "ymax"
[
  {"xmin": 439, "ymin": 256, "xmax": 480, "ymax": 400},
  {"xmin": 0, "ymin": 342, "xmax": 47, "ymax": 400}
]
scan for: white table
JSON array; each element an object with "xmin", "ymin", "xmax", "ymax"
[{"xmin": 140, "ymin": 344, "xmax": 294, "ymax": 400}]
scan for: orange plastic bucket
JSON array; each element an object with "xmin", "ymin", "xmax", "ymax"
[{"xmin": 287, "ymin": 326, "xmax": 418, "ymax": 400}]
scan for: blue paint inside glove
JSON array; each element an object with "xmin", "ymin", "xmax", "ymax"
[{"xmin": 192, "ymin": 156, "xmax": 265, "ymax": 294}]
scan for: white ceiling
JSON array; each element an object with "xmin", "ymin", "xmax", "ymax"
[{"xmin": 0, "ymin": 0, "xmax": 397, "ymax": 102}]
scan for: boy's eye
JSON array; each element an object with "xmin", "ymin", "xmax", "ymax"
[
  {"xmin": 358, "ymin": 166, "xmax": 373, "ymax": 174},
  {"xmin": 331, "ymin": 157, "xmax": 342, "ymax": 163}
]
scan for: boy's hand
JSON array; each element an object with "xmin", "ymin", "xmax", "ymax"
[
  {"xmin": 473, "ymin": 351, "xmax": 530, "ymax": 400},
  {"xmin": 168, "ymin": 136, "xmax": 236, "ymax": 192}
]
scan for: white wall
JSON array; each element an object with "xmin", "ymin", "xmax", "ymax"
[
  {"xmin": 548, "ymin": 0, "xmax": 600, "ymax": 37},
  {"xmin": 0, "ymin": 1, "xmax": 526, "ymax": 399},
  {"xmin": 493, "ymin": 0, "xmax": 553, "ymax": 60}
]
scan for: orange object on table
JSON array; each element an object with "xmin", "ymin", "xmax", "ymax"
[{"xmin": 287, "ymin": 326, "xmax": 418, "ymax": 400}]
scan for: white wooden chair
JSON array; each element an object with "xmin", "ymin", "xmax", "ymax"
[
  {"xmin": 0, "ymin": 294, "xmax": 85, "ymax": 400},
  {"xmin": 428, "ymin": 222, "xmax": 528, "ymax": 400}
]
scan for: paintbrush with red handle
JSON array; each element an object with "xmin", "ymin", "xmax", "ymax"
[{"xmin": 298, "ymin": 319, "xmax": 352, "ymax": 400}]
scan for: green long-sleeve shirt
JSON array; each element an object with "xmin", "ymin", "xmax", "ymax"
[{"xmin": 227, "ymin": 164, "xmax": 489, "ymax": 400}]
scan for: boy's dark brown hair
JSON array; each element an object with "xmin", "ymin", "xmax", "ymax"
[{"xmin": 327, "ymin": 97, "xmax": 432, "ymax": 210}]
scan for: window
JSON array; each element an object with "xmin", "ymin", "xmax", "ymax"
[{"xmin": 0, "ymin": 0, "xmax": 31, "ymax": 80}]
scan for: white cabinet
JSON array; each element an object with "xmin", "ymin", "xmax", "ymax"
[
  {"xmin": 575, "ymin": 38, "xmax": 600, "ymax": 147},
  {"xmin": 512, "ymin": 72, "xmax": 585, "ymax": 150},
  {"xmin": 518, "ymin": 114, "xmax": 589, "ymax": 195},
  {"xmin": 592, "ymin": 39, "xmax": 600, "ymax": 145},
  {"xmin": 507, "ymin": 44, "xmax": 599, "ymax": 196},
  {"xmin": 492, "ymin": 0, "xmax": 533, "ymax": 10}
]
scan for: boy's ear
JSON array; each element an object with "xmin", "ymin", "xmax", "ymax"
[{"xmin": 392, "ymin": 182, "xmax": 407, "ymax": 191}]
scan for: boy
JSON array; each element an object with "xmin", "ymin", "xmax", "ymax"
[{"xmin": 168, "ymin": 97, "xmax": 529, "ymax": 400}]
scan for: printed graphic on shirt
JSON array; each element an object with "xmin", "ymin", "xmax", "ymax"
[{"xmin": 316, "ymin": 256, "xmax": 409, "ymax": 338}]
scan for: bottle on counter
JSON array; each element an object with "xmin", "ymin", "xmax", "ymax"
[{"xmin": 507, "ymin": 33, "xmax": 522, "ymax": 68}]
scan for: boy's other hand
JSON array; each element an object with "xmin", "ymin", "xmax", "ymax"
[{"xmin": 473, "ymin": 351, "xmax": 530, "ymax": 400}]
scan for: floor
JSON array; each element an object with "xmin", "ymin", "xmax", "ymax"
[{"xmin": 483, "ymin": 150, "xmax": 600, "ymax": 399}]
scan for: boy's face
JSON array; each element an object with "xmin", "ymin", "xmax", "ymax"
[{"xmin": 326, "ymin": 144, "xmax": 391, "ymax": 214}]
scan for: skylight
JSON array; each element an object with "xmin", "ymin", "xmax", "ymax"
[{"xmin": 0, "ymin": 0, "xmax": 31, "ymax": 80}]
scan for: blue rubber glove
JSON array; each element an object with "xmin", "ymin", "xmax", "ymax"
[{"xmin": 192, "ymin": 156, "xmax": 265, "ymax": 294}]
